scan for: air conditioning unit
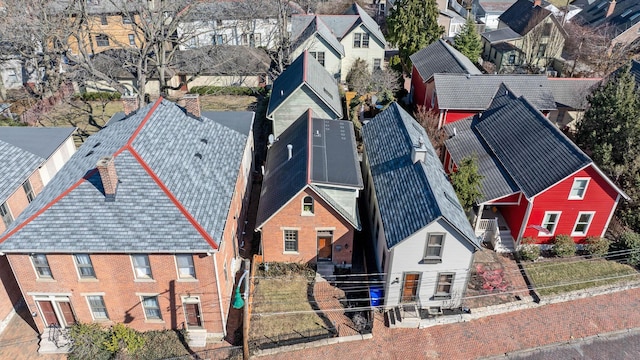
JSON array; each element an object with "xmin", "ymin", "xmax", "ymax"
[
  {"xmin": 546, "ymin": 70, "xmax": 558, "ymax": 77},
  {"xmin": 427, "ymin": 306, "xmax": 443, "ymax": 315}
]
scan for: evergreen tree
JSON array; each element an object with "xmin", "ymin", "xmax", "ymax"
[
  {"xmin": 387, "ymin": 0, "xmax": 444, "ymax": 73},
  {"xmin": 453, "ymin": 17, "xmax": 482, "ymax": 63},
  {"xmin": 575, "ymin": 65, "xmax": 640, "ymax": 230},
  {"xmin": 450, "ymin": 156, "xmax": 483, "ymax": 212}
]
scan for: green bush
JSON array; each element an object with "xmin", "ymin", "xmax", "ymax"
[
  {"xmin": 104, "ymin": 323, "xmax": 145, "ymax": 355},
  {"xmin": 75, "ymin": 92, "xmax": 122, "ymax": 101},
  {"xmin": 553, "ymin": 234, "xmax": 576, "ymax": 258},
  {"xmin": 517, "ymin": 237, "xmax": 540, "ymax": 261},
  {"xmin": 67, "ymin": 323, "xmax": 111, "ymax": 360},
  {"xmin": 189, "ymin": 85, "xmax": 262, "ymax": 96},
  {"xmin": 584, "ymin": 236, "xmax": 611, "ymax": 257},
  {"xmin": 619, "ymin": 231, "xmax": 640, "ymax": 266}
]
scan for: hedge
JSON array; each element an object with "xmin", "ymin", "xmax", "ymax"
[
  {"xmin": 189, "ymin": 85, "xmax": 263, "ymax": 96},
  {"xmin": 75, "ymin": 92, "xmax": 122, "ymax": 101}
]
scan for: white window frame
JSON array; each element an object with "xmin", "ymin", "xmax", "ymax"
[
  {"xmin": 95, "ymin": 34, "xmax": 110, "ymax": 47},
  {"xmin": 571, "ymin": 211, "xmax": 595, "ymax": 236},
  {"xmin": 423, "ymin": 233, "xmax": 445, "ymax": 262},
  {"xmin": 302, "ymin": 196, "xmax": 314, "ymax": 215},
  {"xmin": 434, "ymin": 273, "xmax": 455, "ymax": 300},
  {"xmin": 31, "ymin": 254, "xmax": 53, "ymax": 279},
  {"xmin": 283, "ymin": 229, "xmax": 299, "ymax": 253},
  {"xmin": 0, "ymin": 201, "xmax": 13, "ymax": 227},
  {"xmin": 85, "ymin": 294, "xmax": 109, "ymax": 321},
  {"xmin": 74, "ymin": 254, "xmax": 96, "ymax": 279},
  {"xmin": 139, "ymin": 295, "xmax": 162, "ymax": 321},
  {"xmin": 23, "ymin": 179, "xmax": 35, "ymax": 203},
  {"xmin": 353, "ymin": 33, "xmax": 361, "ymax": 48},
  {"xmin": 569, "ymin": 178, "xmax": 590, "ymax": 200},
  {"xmin": 131, "ymin": 254, "xmax": 153, "ymax": 280},
  {"xmin": 539, "ymin": 211, "xmax": 561, "ymax": 236},
  {"xmin": 175, "ymin": 254, "xmax": 196, "ymax": 279},
  {"xmin": 128, "ymin": 34, "xmax": 135, "ymax": 46},
  {"xmin": 361, "ymin": 33, "xmax": 369, "ymax": 48}
]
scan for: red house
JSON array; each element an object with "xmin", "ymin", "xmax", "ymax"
[
  {"xmin": 443, "ymin": 84, "xmax": 627, "ymax": 250},
  {"xmin": 409, "ymin": 40, "xmax": 480, "ymax": 114}
]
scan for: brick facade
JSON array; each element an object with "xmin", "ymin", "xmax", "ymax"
[{"xmin": 260, "ymin": 188, "xmax": 354, "ymax": 266}]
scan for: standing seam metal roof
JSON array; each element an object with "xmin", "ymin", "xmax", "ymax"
[{"xmin": 362, "ymin": 103, "xmax": 478, "ymax": 249}]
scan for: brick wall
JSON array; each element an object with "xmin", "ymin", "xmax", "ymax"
[
  {"xmin": 260, "ymin": 188, "xmax": 354, "ymax": 266},
  {"xmin": 0, "ymin": 171, "xmax": 45, "ymax": 235}
]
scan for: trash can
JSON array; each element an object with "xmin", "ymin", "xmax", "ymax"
[{"xmin": 369, "ymin": 286, "xmax": 383, "ymax": 307}]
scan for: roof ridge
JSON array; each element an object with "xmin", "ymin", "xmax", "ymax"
[{"xmin": 306, "ymin": 109, "xmax": 313, "ymax": 184}]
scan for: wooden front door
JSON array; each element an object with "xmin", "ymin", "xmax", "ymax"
[
  {"xmin": 184, "ymin": 303, "xmax": 202, "ymax": 328},
  {"xmin": 38, "ymin": 301, "xmax": 59, "ymax": 327},
  {"xmin": 58, "ymin": 301, "xmax": 76, "ymax": 327},
  {"xmin": 401, "ymin": 273, "xmax": 420, "ymax": 303},
  {"xmin": 317, "ymin": 231, "xmax": 333, "ymax": 261}
]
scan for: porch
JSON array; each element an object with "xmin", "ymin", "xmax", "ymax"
[{"xmin": 474, "ymin": 207, "xmax": 516, "ymax": 253}]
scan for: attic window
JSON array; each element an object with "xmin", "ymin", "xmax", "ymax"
[
  {"xmin": 194, "ymin": 153, "xmax": 203, "ymax": 159},
  {"xmin": 323, "ymin": 88, "xmax": 333, "ymax": 99}
]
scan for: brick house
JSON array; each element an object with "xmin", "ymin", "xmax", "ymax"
[
  {"xmin": 255, "ymin": 110, "xmax": 363, "ymax": 273},
  {"xmin": 0, "ymin": 127, "xmax": 75, "ymax": 331},
  {"xmin": 443, "ymin": 84, "xmax": 627, "ymax": 251},
  {"xmin": 0, "ymin": 95, "xmax": 254, "ymax": 351}
]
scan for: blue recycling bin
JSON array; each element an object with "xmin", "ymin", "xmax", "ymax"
[{"xmin": 369, "ymin": 286, "xmax": 383, "ymax": 307}]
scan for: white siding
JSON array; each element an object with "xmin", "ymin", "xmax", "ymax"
[
  {"xmin": 38, "ymin": 136, "xmax": 76, "ymax": 186},
  {"xmin": 178, "ymin": 18, "xmax": 280, "ymax": 49},
  {"xmin": 290, "ymin": 35, "xmax": 343, "ymax": 80},
  {"xmin": 270, "ymin": 85, "xmax": 338, "ymax": 137},
  {"xmin": 339, "ymin": 24, "xmax": 385, "ymax": 81}
]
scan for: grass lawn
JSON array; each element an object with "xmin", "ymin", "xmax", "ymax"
[
  {"xmin": 250, "ymin": 274, "xmax": 331, "ymax": 342},
  {"xmin": 524, "ymin": 258, "xmax": 640, "ymax": 296}
]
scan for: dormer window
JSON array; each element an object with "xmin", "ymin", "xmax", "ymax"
[{"xmin": 302, "ymin": 196, "xmax": 314, "ymax": 215}]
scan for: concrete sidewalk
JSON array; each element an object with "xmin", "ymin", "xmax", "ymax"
[{"xmin": 258, "ymin": 287, "xmax": 640, "ymax": 359}]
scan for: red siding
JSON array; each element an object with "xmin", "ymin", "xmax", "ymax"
[
  {"xmin": 442, "ymin": 110, "xmax": 478, "ymax": 125},
  {"xmin": 411, "ymin": 67, "xmax": 426, "ymax": 108},
  {"xmin": 499, "ymin": 197, "xmax": 530, "ymax": 240},
  {"xmin": 523, "ymin": 165, "xmax": 620, "ymax": 244},
  {"xmin": 488, "ymin": 193, "xmax": 521, "ymax": 204}
]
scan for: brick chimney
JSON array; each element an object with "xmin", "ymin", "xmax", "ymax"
[
  {"xmin": 122, "ymin": 94, "xmax": 139, "ymax": 116},
  {"xmin": 533, "ymin": 0, "xmax": 541, "ymax": 7},
  {"xmin": 606, "ymin": 0, "xmax": 616, "ymax": 18},
  {"xmin": 96, "ymin": 156, "xmax": 118, "ymax": 201},
  {"xmin": 183, "ymin": 94, "xmax": 201, "ymax": 118}
]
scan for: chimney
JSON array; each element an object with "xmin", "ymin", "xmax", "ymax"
[
  {"xmin": 533, "ymin": 0, "xmax": 541, "ymax": 6},
  {"xmin": 183, "ymin": 94, "xmax": 201, "ymax": 118},
  {"xmin": 122, "ymin": 94, "xmax": 139, "ymax": 116},
  {"xmin": 606, "ymin": 0, "xmax": 616, "ymax": 18},
  {"xmin": 96, "ymin": 156, "xmax": 118, "ymax": 201},
  {"xmin": 287, "ymin": 144, "xmax": 293, "ymax": 160},
  {"xmin": 411, "ymin": 137, "xmax": 427, "ymax": 164}
]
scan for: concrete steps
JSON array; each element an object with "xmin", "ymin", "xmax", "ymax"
[
  {"xmin": 187, "ymin": 330, "xmax": 207, "ymax": 348},
  {"xmin": 316, "ymin": 262, "xmax": 335, "ymax": 279},
  {"xmin": 495, "ymin": 231, "xmax": 516, "ymax": 253}
]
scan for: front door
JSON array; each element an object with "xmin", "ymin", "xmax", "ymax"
[
  {"xmin": 37, "ymin": 301, "xmax": 59, "ymax": 327},
  {"xmin": 184, "ymin": 303, "xmax": 202, "ymax": 328},
  {"xmin": 58, "ymin": 301, "xmax": 77, "ymax": 326},
  {"xmin": 317, "ymin": 231, "xmax": 333, "ymax": 261},
  {"xmin": 400, "ymin": 273, "xmax": 420, "ymax": 303}
]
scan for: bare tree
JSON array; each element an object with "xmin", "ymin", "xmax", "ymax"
[
  {"xmin": 563, "ymin": 22, "xmax": 631, "ymax": 77},
  {"xmin": 518, "ymin": 19, "xmax": 565, "ymax": 71},
  {"xmin": 415, "ymin": 106, "xmax": 446, "ymax": 157}
]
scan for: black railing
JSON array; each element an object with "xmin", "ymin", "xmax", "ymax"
[
  {"xmin": 250, "ymin": 326, "xmax": 338, "ymax": 352},
  {"xmin": 47, "ymin": 324, "xmax": 70, "ymax": 348}
]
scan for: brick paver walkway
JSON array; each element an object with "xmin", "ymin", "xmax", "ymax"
[
  {"xmin": 0, "ymin": 309, "xmax": 64, "ymax": 360},
  {"xmin": 259, "ymin": 287, "xmax": 640, "ymax": 359},
  {"xmin": 313, "ymin": 280, "xmax": 359, "ymax": 337}
]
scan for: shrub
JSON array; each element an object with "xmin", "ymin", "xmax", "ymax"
[
  {"xmin": 75, "ymin": 92, "xmax": 122, "ymax": 101},
  {"xmin": 189, "ymin": 85, "xmax": 261, "ymax": 96},
  {"xmin": 553, "ymin": 234, "xmax": 576, "ymax": 258},
  {"xmin": 517, "ymin": 237, "xmax": 540, "ymax": 261},
  {"xmin": 67, "ymin": 323, "xmax": 111, "ymax": 360},
  {"xmin": 104, "ymin": 323, "xmax": 145, "ymax": 355},
  {"xmin": 619, "ymin": 231, "xmax": 640, "ymax": 266},
  {"xmin": 133, "ymin": 330, "xmax": 189, "ymax": 360},
  {"xmin": 584, "ymin": 236, "xmax": 611, "ymax": 257}
]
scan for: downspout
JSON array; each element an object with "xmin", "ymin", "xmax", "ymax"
[{"xmin": 212, "ymin": 253, "xmax": 226, "ymax": 337}]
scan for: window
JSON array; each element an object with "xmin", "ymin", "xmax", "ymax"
[
  {"xmin": 215, "ymin": 19, "xmax": 223, "ymax": 28},
  {"xmin": 353, "ymin": 33, "xmax": 361, "ymax": 48},
  {"xmin": 212, "ymin": 34, "xmax": 227, "ymax": 45},
  {"xmin": 22, "ymin": 180, "xmax": 35, "ymax": 203},
  {"xmin": 128, "ymin": 34, "xmax": 135, "ymax": 46},
  {"xmin": 423, "ymin": 233, "xmax": 445, "ymax": 262},
  {"xmin": 141, "ymin": 296, "xmax": 162, "ymax": 320},
  {"xmin": 176, "ymin": 254, "xmax": 195, "ymax": 278},
  {"xmin": 31, "ymin": 254, "xmax": 52, "ymax": 278},
  {"xmin": 242, "ymin": 33, "xmax": 261, "ymax": 47},
  {"xmin": 508, "ymin": 54, "xmax": 516, "ymax": 65},
  {"xmin": 309, "ymin": 51, "xmax": 325, "ymax": 67},
  {"xmin": 95, "ymin": 34, "xmax": 110, "ymax": 47},
  {"xmin": 362, "ymin": 33, "xmax": 369, "ymax": 48},
  {"xmin": 87, "ymin": 295, "xmax": 108, "ymax": 320},
  {"xmin": 373, "ymin": 58, "xmax": 381, "ymax": 70},
  {"xmin": 122, "ymin": 15, "xmax": 132, "ymax": 24},
  {"xmin": 537, "ymin": 44, "xmax": 547, "ymax": 58},
  {"xmin": 0, "ymin": 202, "xmax": 13, "ymax": 227},
  {"xmin": 132, "ymin": 254, "xmax": 153, "ymax": 279},
  {"xmin": 378, "ymin": 2, "xmax": 385, "ymax": 13},
  {"xmin": 569, "ymin": 178, "xmax": 589, "ymax": 200},
  {"xmin": 540, "ymin": 212, "xmax": 561, "ymax": 236},
  {"xmin": 434, "ymin": 273, "xmax": 454, "ymax": 299},
  {"xmin": 284, "ymin": 230, "xmax": 298, "ymax": 252},
  {"xmin": 302, "ymin": 196, "xmax": 314, "ymax": 214},
  {"xmin": 74, "ymin": 254, "xmax": 96, "ymax": 278},
  {"xmin": 572, "ymin": 212, "xmax": 595, "ymax": 236},
  {"xmin": 100, "ymin": 15, "xmax": 108, "ymax": 25}
]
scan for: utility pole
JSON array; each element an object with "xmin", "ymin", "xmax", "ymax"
[{"xmin": 242, "ymin": 258, "xmax": 250, "ymax": 360}]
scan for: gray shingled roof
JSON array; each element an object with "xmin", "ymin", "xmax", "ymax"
[
  {"xmin": 0, "ymin": 99, "xmax": 253, "ymax": 253},
  {"xmin": 290, "ymin": 15, "xmax": 346, "ymax": 57},
  {"xmin": 433, "ymin": 74, "xmax": 557, "ymax": 111},
  {"xmin": 266, "ymin": 51, "xmax": 342, "ymax": 119},
  {"xmin": 410, "ymin": 40, "xmax": 481, "ymax": 83},
  {"xmin": 477, "ymin": 0, "xmax": 518, "ymax": 13},
  {"xmin": 547, "ymin": 78, "xmax": 601, "ymax": 109},
  {"xmin": 256, "ymin": 110, "xmax": 362, "ymax": 229},
  {"xmin": 575, "ymin": 0, "xmax": 640, "ymax": 39},
  {"xmin": 499, "ymin": 0, "xmax": 553, "ymax": 36},
  {"xmin": 481, "ymin": 28, "xmax": 522, "ymax": 43},
  {"xmin": 446, "ymin": 84, "xmax": 593, "ymax": 200},
  {"xmin": 362, "ymin": 103, "xmax": 479, "ymax": 249},
  {"xmin": 0, "ymin": 127, "xmax": 76, "ymax": 204}
]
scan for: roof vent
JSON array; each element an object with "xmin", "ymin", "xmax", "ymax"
[
  {"xmin": 194, "ymin": 153, "xmax": 203, "ymax": 159},
  {"xmin": 466, "ymin": 73, "xmax": 471, "ymax": 79},
  {"xmin": 93, "ymin": 142, "xmax": 101, "ymax": 148},
  {"xmin": 453, "ymin": 128, "xmax": 457, "ymax": 137},
  {"xmin": 280, "ymin": 90, "xmax": 284, "ymax": 97},
  {"xmin": 314, "ymin": 130, "xmax": 321, "ymax": 137},
  {"xmin": 85, "ymin": 150, "xmax": 94, "ymax": 157},
  {"xmin": 200, "ymin": 138, "xmax": 208, "ymax": 144},
  {"xmin": 287, "ymin": 144, "xmax": 293, "ymax": 160}
]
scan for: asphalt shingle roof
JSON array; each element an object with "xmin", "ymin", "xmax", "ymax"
[
  {"xmin": 410, "ymin": 40, "xmax": 481, "ymax": 83},
  {"xmin": 256, "ymin": 110, "xmax": 362, "ymax": 229},
  {"xmin": 0, "ymin": 99, "xmax": 253, "ymax": 253},
  {"xmin": 266, "ymin": 51, "xmax": 342, "ymax": 119},
  {"xmin": 362, "ymin": 103, "xmax": 478, "ymax": 249},
  {"xmin": 575, "ymin": 0, "xmax": 640, "ymax": 39},
  {"xmin": 499, "ymin": 0, "xmax": 553, "ymax": 36},
  {"xmin": 547, "ymin": 78, "xmax": 601, "ymax": 109},
  {"xmin": 0, "ymin": 127, "xmax": 75, "ymax": 203},
  {"xmin": 481, "ymin": 28, "xmax": 522, "ymax": 43},
  {"xmin": 433, "ymin": 74, "xmax": 557, "ymax": 111},
  {"xmin": 291, "ymin": 16, "xmax": 346, "ymax": 57}
]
